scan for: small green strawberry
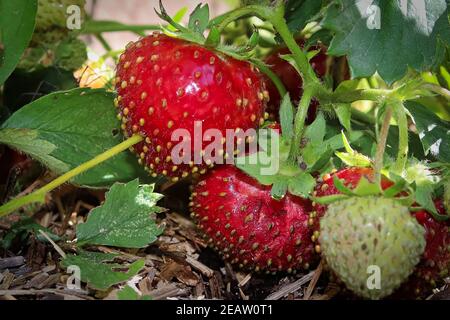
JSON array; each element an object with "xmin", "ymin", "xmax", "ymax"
[
  {"xmin": 320, "ymin": 196, "xmax": 426, "ymax": 299},
  {"xmin": 31, "ymin": 0, "xmax": 86, "ymax": 46},
  {"xmin": 18, "ymin": 36, "xmax": 87, "ymax": 71},
  {"xmin": 35, "ymin": 0, "xmax": 86, "ymax": 31}
]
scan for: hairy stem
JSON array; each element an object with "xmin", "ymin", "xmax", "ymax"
[
  {"xmin": 374, "ymin": 105, "xmax": 392, "ymax": 183},
  {"xmin": 288, "ymin": 87, "xmax": 314, "ymax": 163},
  {"xmin": 212, "ymin": 4, "xmax": 319, "ymax": 85},
  {"xmin": 0, "ymin": 135, "xmax": 143, "ymax": 217},
  {"xmin": 251, "ymin": 59, "xmax": 287, "ymax": 98},
  {"xmin": 317, "ymin": 88, "xmax": 391, "ymax": 104},
  {"xmin": 95, "ymin": 33, "xmax": 112, "ymax": 52},
  {"xmin": 422, "ymin": 83, "xmax": 450, "ymax": 100},
  {"xmin": 392, "ymin": 101, "xmax": 409, "ymax": 174},
  {"xmin": 212, "ymin": 4, "xmax": 322, "ymax": 161},
  {"xmin": 213, "ymin": 5, "xmax": 268, "ymax": 34},
  {"xmin": 267, "ymin": 7, "xmax": 320, "ymax": 86}
]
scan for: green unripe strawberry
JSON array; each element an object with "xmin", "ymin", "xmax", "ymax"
[
  {"xmin": 19, "ymin": 36, "xmax": 86, "ymax": 71},
  {"xmin": 31, "ymin": 0, "xmax": 86, "ymax": 46},
  {"xmin": 35, "ymin": 0, "xmax": 86, "ymax": 31},
  {"xmin": 31, "ymin": 29, "xmax": 69, "ymax": 46},
  {"xmin": 320, "ymin": 196, "xmax": 426, "ymax": 300},
  {"xmin": 54, "ymin": 37, "xmax": 87, "ymax": 71}
]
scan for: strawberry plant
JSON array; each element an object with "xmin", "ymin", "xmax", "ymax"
[{"xmin": 0, "ymin": 0, "xmax": 449, "ymax": 300}]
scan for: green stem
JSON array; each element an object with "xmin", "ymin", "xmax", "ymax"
[
  {"xmin": 392, "ymin": 101, "xmax": 409, "ymax": 174},
  {"xmin": 266, "ymin": 6, "xmax": 320, "ymax": 86},
  {"xmin": 213, "ymin": 4, "xmax": 318, "ymax": 85},
  {"xmin": 95, "ymin": 34, "xmax": 112, "ymax": 52},
  {"xmin": 250, "ymin": 59, "xmax": 287, "ymax": 98},
  {"xmin": 318, "ymin": 88, "xmax": 392, "ymax": 104},
  {"xmin": 212, "ymin": 3, "xmax": 322, "ymax": 155},
  {"xmin": 214, "ymin": 6, "xmax": 267, "ymax": 34},
  {"xmin": 288, "ymin": 87, "xmax": 314, "ymax": 163},
  {"xmin": 374, "ymin": 104, "xmax": 392, "ymax": 183},
  {"xmin": 81, "ymin": 20, "xmax": 159, "ymax": 35},
  {"xmin": 422, "ymin": 83, "xmax": 450, "ymax": 100},
  {"xmin": 0, "ymin": 135, "xmax": 143, "ymax": 217}
]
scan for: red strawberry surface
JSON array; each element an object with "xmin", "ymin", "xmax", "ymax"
[
  {"xmin": 264, "ymin": 40, "xmax": 327, "ymax": 121},
  {"xmin": 115, "ymin": 33, "xmax": 268, "ymax": 181},
  {"xmin": 190, "ymin": 165, "xmax": 318, "ymax": 273}
]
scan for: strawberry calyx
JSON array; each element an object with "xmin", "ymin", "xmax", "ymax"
[{"xmin": 155, "ymin": 0, "xmax": 262, "ymax": 62}]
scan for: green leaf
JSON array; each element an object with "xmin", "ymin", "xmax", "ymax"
[
  {"xmin": 304, "ymin": 29, "xmax": 333, "ymax": 48},
  {"xmin": 332, "ymin": 175, "xmax": 354, "ymax": 196},
  {"xmin": 335, "ymin": 151, "xmax": 372, "ymax": 167},
  {"xmin": 322, "ymin": 0, "xmax": 450, "ymax": 83},
  {"xmin": 236, "ymin": 131, "xmax": 291, "ymax": 183},
  {"xmin": 117, "ymin": 285, "xmax": 139, "ymax": 300},
  {"xmin": 285, "ymin": 0, "xmax": 323, "ymax": 32},
  {"xmin": 188, "ymin": 3, "xmax": 210, "ymax": 34},
  {"xmin": 247, "ymin": 30, "xmax": 260, "ymax": 50},
  {"xmin": 279, "ymin": 93, "xmax": 294, "ymax": 139},
  {"xmin": 352, "ymin": 177, "xmax": 382, "ymax": 196},
  {"xmin": 405, "ymin": 101, "xmax": 450, "ymax": 162},
  {"xmin": 335, "ymin": 131, "xmax": 372, "ymax": 167},
  {"xmin": 0, "ymin": 88, "xmax": 156, "ymax": 187},
  {"xmin": 288, "ymin": 173, "xmax": 316, "ymax": 197},
  {"xmin": 383, "ymin": 179, "xmax": 407, "ymax": 198},
  {"xmin": 302, "ymin": 114, "xmax": 336, "ymax": 168},
  {"xmin": 308, "ymin": 147, "xmax": 333, "ymax": 172},
  {"xmin": 334, "ymin": 103, "xmax": 351, "ymax": 132},
  {"xmin": 0, "ymin": 0, "xmax": 37, "ymax": 85},
  {"xmin": 304, "ymin": 112, "xmax": 326, "ymax": 144},
  {"xmin": 77, "ymin": 180, "xmax": 163, "ymax": 248},
  {"xmin": 205, "ymin": 26, "xmax": 220, "ymax": 47},
  {"xmin": 325, "ymin": 130, "xmax": 364, "ymax": 150},
  {"xmin": 117, "ymin": 285, "xmax": 152, "ymax": 300},
  {"xmin": 271, "ymin": 180, "xmax": 288, "ymax": 200},
  {"xmin": 415, "ymin": 184, "xmax": 439, "ymax": 215},
  {"xmin": 155, "ymin": 0, "xmax": 189, "ymax": 33},
  {"xmin": 61, "ymin": 251, "xmax": 145, "ymax": 291},
  {"xmin": 1, "ymin": 217, "xmax": 60, "ymax": 249},
  {"xmin": 168, "ymin": 7, "xmax": 189, "ymax": 32},
  {"xmin": 0, "ymin": 129, "xmax": 70, "ymax": 172},
  {"xmin": 235, "ymin": 151, "xmax": 280, "ymax": 185}
]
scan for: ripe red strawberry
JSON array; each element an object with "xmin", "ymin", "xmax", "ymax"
[
  {"xmin": 264, "ymin": 40, "xmax": 327, "ymax": 121},
  {"xmin": 190, "ymin": 165, "xmax": 318, "ymax": 273},
  {"xmin": 398, "ymin": 200, "xmax": 450, "ymax": 297},
  {"xmin": 115, "ymin": 33, "xmax": 268, "ymax": 181}
]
